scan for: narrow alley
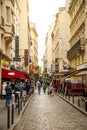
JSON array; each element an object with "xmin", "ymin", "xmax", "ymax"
[{"xmin": 14, "ymin": 89, "xmax": 87, "ymax": 130}]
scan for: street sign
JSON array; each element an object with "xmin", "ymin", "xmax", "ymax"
[{"xmin": 13, "ymin": 57, "xmax": 21, "ymax": 62}]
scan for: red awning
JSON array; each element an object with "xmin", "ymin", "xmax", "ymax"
[
  {"xmin": 2, "ymin": 68, "xmax": 25, "ymax": 79},
  {"xmin": 11, "ymin": 68, "xmax": 30, "ymax": 78}
]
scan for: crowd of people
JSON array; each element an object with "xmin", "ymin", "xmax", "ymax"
[
  {"xmin": 36, "ymin": 79, "xmax": 54, "ymax": 96},
  {"xmin": 1, "ymin": 78, "xmax": 55, "ymax": 106},
  {"xmin": 2, "ymin": 80, "xmax": 32, "ymax": 106}
]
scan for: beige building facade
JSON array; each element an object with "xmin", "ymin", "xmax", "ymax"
[
  {"xmin": 43, "ymin": 16, "xmax": 55, "ymax": 74},
  {"xmin": 67, "ymin": 0, "xmax": 87, "ymax": 70},
  {"xmin": 52, "ymin": 7, "xmax": 70, "ymax": 73},
  {"xmin": 0, "ymin": 0, "xmax": 15, "ymax": 94},
  {"xmin": 17, "ymin": 0, "xmax": 29, "ymax": 72},
  {"xmin": 11, "ymin": 0, "xmax": 21, "ymax": 68},
  {"xmin": 29, "ymin": 23, "xmax": 38, "ymax": 74},
  {"xmin": 44, "ymin": 25, "xmax": 54, "ymax": 74}
]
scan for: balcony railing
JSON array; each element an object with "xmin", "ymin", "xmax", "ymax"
[
  {"xmin": 67, "ymin": 38, "xmax": 85, "ymax": 59},
  {"xmin": 0, "ymin": 16, "xmax": 4, "ymax": 27}
]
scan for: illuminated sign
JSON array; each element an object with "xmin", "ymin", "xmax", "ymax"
[{"xmin": 24, "ymin": 49, "xmax": 28, "ymax": 66}]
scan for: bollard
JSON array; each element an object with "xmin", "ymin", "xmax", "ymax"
[
  {"xmin": 18, "ymin": 99, "xmax": 20, "ymax": 115},
  {"xmin": 15, "ymin": 91, "xmax": 21, "ymax": 115},
  {"xmin": 23, "ymin": 97, "xmax": 25, "ymax": 107},
  {"xmin": 7, "ymin": 105, "xmax": 10, "ymax": 129},
  {"xmin": 20, "ymin": 99, "xmax": 22, "ymax": 111},
  {"xmin": 23, "ymin": 91, "xmax": 26, "ymax": 107},
  {"xmin": 72, "ymin": 94, "xmax": 74, "ymax": 104},
  {"xmin": 65, "ymin": 94, "xmax": 67, "ymax": 99},
  {"xmin": 68, "ymin": 94, "xmax": 70, "ymax": 101},
  {"xmin": 78, "ymin": 98, "xmax": 80, "ymax": 107},
  {"xmin": 11, "ymin": 104, "xmax": 14, "ymax": 124},
  {"xmin": 11, "ymin": 94, "xmax": 15, "ymax": 124},
  {"xmin": 85, "ymin": 100, "xmax": 87, "ymax": 112}
]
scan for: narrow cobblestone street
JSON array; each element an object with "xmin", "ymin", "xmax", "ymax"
[{"xmin": 14, "ymin": 89, "xmax": 87, "ymax": 130}]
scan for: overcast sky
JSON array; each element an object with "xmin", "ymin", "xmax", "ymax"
[{"xmin": 28, "ymin": 0, "xmax": 66, "ymax": 65}]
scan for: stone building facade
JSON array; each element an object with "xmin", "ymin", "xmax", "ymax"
[
  {"xmin": 29, "ymin": 23, "xmax": 38, "ymax": 74},
  {"xmin": 0, "ymin": 0, "xmax": 15, "ymax": 94},
  {"xmin": 17, "ymin": 0, "xmax": 29, "ymax": 72},
  {"xmin": 67, "ymin": 0, "xmax": 87, "ymax": 70},
  {"xmin": 52, "ymin": 7, "xmax": 70, "ymax": 73}
]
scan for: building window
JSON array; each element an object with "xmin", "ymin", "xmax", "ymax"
[{"xmin": 6, "ymin": 6, "xmax": 10, "ymax": 24}]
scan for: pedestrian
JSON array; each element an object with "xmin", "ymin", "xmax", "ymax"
[
  {"xmin": 14, "ymin": 82, "xmax": 19, "ymax": 103},
  {"xmin": 5, "ymin": 82, "xmax": 12, "ymax": 106},
  {"xmin": 48, "ymin": 81, "xmax": 54, "ymax": 96},
  {"xmin": 65, "ymin": 84, "xmax": 68, "ymax": 96},
  {"xmin": 43, "ymin": 82, "xmax": 46, "ymax": 94},
  {"xmin": 2, "ymin": 81, "xmax": 7, "ymax": 99},
  {"xmin": 19, "ymin": 82, "xmax": 24, "ymax": 97},
  {"xmin": 37, "ymin": 80, "xmax": 41, "ymax": 94},
  {"xmin": 26, "ymin": 81, "xmax": 31, "ymax": 95}
]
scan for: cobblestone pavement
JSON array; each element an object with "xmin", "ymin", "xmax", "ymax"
[{"xmin": 14, "ymin": 89, "xmax": 87, "ymax": 130}]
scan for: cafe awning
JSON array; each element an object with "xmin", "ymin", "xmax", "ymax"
[
  {"xmin": 2, "ymin": 68, "xmax": 25, "ymax": 79},
  {"xmin": 54, "ymin": 70, "xmax": 70, "ymax": 77},
  {"xmin": 11, "ymin": 68, "xmax": 30, "ymax": 78}
]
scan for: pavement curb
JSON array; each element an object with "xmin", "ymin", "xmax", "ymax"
[
  {"xmin": 9, "ymin": 93, "xmax": 35, "ymax": 130},
  {"xmin": 55, "ymin": 93, "xmax": 87, "ymax": 116}
]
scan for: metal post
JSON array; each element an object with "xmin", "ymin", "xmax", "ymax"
[
  {"xmin": 72, "ymin": 94, "xmax": 74, "ymax": 104},
  {"xmin": 20, "ymin": 99, "xmax": 22, "ymax": 111},
  {"xmin": 23, "ymin": 91, "xmax": 26, "ymax": 107},
  {"xmin": 65, "ymin": 94, "xmax": 67, "ymax": 99},
  {"xmin": 78, "ymin": 98, "xmax": 80, "ymax": 107},
  {"xmin": 68, "ymin": 94, "xmax": 69, "ymax": 101},
  {"xmin": 61, "ymin": 92, "xmax": 62, "ymax": 96},
  {"xmin": 63, "ymin": 93, "xmax": 64, "ymax": 97},
  {"xmin": 11, "ymin": 104, "xmax": 14, "ymax": 124},
  {"xmin": 11, "ymin": 94, "xmax": 15, "ymax": 124},
  {"xmin": 23, "ymin": 98, "xmax": 25, "ymax": 107},
  {"xmin": 18, "ymin": 99, "xmax": 20, "ymax": 115},
  {"xmin": 7, "ymin": 105, "xmax": 10, "ymax": 129}
]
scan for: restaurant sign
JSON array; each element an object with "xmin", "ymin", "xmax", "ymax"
[{"xmin": 24, "ymin": 49, "xmax": 28, "ymax": 66}]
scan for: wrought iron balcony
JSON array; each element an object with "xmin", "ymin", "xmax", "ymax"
[
  {"xmin": 0, "ymin": 16, "xmax": 4, "ymax": 27},
  {"xmin": 67, "ymin": 38, "xmax": 85, "ymax": 59}
]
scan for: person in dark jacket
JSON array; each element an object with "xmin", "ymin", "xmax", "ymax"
[
  {"xmin": 26, "ymin": 81, "xmax": 31, "ymax": 95},
  {"xmin": 5, "ymin": 82, "xmax": 12, "ymax": 106}
]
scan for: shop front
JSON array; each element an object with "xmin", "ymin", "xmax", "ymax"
[{"xmin": 76, "ymin": 70, "xmax": 87, "ymax": 98}]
